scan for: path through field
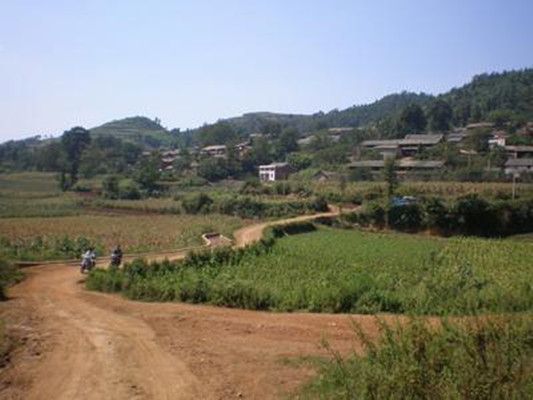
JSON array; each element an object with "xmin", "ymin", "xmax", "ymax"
[{"xmin": 0, "ymin": 207, "xmax": 392, "ymax": 400}]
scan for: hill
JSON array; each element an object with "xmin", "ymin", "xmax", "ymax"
[
  {"xmin": 205, "ymin": 68, "xmax": 533, "ymax": 137},
  {"xmin": 89, "ymin": 116, "xmax": 178, "ymax": 149}
]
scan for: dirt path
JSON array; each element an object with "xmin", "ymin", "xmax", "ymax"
[{"xmin": 1, "ymin": 207, "xmax": 392, "ymax": 400}]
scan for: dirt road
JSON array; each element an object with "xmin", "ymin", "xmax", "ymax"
[{"xmin": 1, "ymin": 208, "xmax": 392, "ymax": 400}]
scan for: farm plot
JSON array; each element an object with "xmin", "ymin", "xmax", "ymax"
[
  {"xmin": 101, "ymin": 227, "xmax": 533, "ymax": 315},
  {"xmin": 0, "ymin": 214, "xmax": 245, "ymax": 260}
]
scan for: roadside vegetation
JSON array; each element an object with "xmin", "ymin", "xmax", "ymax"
[
  {"xmin": 0, "ymin": 214, "xmax": 244, "ymax": 261},
  {"xmin": 87, "ymin": 225, "xmax": 533, "ymax": 315},
  {"xmin": 299, "ymin": 316, "xmax": 533, "ymax": 400},
  {"xmin": 0, "ymin": 258, "xmax": 23, "ymax": 300}
]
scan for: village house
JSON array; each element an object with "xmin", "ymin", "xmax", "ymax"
[
  {"xmin": 259, "ymin": 162, "xmax": 291, "ymax": 182},
  {"xmin": 488, "ymin": 131, "xmax": 507, "ymax": 148},
  {"xmin": 360, "ymin": 134, "xmax": 443, "ymax": 158},
  {"xmin": 505, "ymin": 145, "xmax": 533, "ymax": 159},
  {"xmin": 328, "ymin": 127, "xmax": 353, "ymax": 135},
  {"xmin": 234, "ymin": 140, "xmax": 252, "ymax": 157},
  {"xmin": 201, "ymin": 145, "xmax": 227, "ymax": 158},
  {"xmin": 348, "ymin": 159, "xmax": 444, "ymax": 177},
  {"xmin": 504, "ymin": 158, "xmax": 533, "ymax": 176}
]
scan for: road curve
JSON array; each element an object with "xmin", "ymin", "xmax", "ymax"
[{"xmin": 1, "ymin": 206, "xmax": 398, "ymax": 400}]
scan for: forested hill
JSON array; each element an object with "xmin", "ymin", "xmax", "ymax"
[
  {"xmin": 89, "ymin": 116, "xmax": 177, "ymax": 148},
  {"xmin": 217, "ymin": 92, "xmax": 431, "ymax": 134},
  {"xmin": 211, "ymin": 68, "xmax": 533, "ymax": 135}
]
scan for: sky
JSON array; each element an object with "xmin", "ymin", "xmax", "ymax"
[{"xmin": 1, "ymin": 0, "xmax": 532, "ymax": 141}]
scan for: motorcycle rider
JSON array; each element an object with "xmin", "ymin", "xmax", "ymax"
[
  {"xmin": 110, "ymin": 245, "xmax": 123, "ymax": 269},
  {"xmin": 81, "ymin": 247, "xmax": 96, "ymax": 273}
]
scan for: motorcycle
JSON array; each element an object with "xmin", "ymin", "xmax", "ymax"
[
  {"xmin": 80, "ymin": 255, "xmax": 96, "ymax": 274},
  {"xmin": 110, "ymin": 252, "xmax": 122, "ymax": 269}
]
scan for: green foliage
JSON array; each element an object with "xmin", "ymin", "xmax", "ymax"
[
  {"xmin": 197, "ymin": 157, "xmax": 230, "ymax": 181},
  {"xmin": 181, "ymin": 193, "xmax": 213, "ymax": 214},
  {"xmin": 197, "ymin": 122, "xmax": 238, "ymax": 146},
  {"xmin": 427, "ymin": 99, "xmax": 453, "ymax": 132},
  {"xmin": 134, "ymin": 155, "xmax": 161, "ymax": 193},
  {"xmin": 301, "ymin": 317, "xmax": 533, "ymax": 400},
  {"xmin": 0, "ymin": 258, "xmax": 23, "ymax": 300},
  {"xmin": 388, "ymin": 204, "xmax": 423, "ymax": 231},
  {"xmin": 0, "ymin": 235, "xmax": 101, "ymax": 261},
  {"xmin": 397, "ymin": 103, "xmax": 427, "ymax": 134},
  {"xmin": 86, "ymin": 227, "xmax": 533, "ymax": 315},
  {"xmin": 287, "ymin": 153, "xmax": 313, "ymax": 171},
  {"xmin": 383, "ymin": 158, "xmax": 398, "ymax": 197},
  {"xmin": 102, "ymin": 175, "xmax": 120, "ymax": 199},
  {"xmin": 60, "ymin": 126, "xmax": 91, "ymax": 186}
]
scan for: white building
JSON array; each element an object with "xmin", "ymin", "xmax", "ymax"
[{"xmin": 259, "ymin": 163, "xmax": 290, "ymax": 182}]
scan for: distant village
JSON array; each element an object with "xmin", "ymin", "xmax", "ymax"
[{"xmin": 145, "ymin": 121, "xmax": 533, "ymax": 182}]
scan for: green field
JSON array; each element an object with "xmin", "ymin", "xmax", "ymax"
[{"xmin": 89, "ymin": 227, "xmax": 533, "ymax": 315}]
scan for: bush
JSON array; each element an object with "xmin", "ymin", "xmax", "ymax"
[
  {"xmin": 0, "ymin": 259, "xmax": 23, "ymax": 300},
  {"xmin": 388, "ymin": 204, "xmax": 423, "ymax": 231},
  {"xmin": 102, "ymin": 175, "xmax": 120, "ymax": 199},
  {"xmin": 118, "ymin": 180, "xmax": 141, "ymax": 200},
  {"xmin": 453, "ymin": 194, "xmax": 498, "ymax": 236},
  {"xmin": 302, "ymin": 317, "xmax": 533, "ymax": 400},
  {"xmin": 181, "ymin": 193, "xmax": 213, "ymax": 214}
]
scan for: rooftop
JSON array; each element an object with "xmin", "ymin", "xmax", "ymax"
[
  {"xmin": 202, "ymin": 145, "xmax": 227, "ymax": 151},
  {"xmin": 348, "ymin": 159, "xmax": 444, "ymax": 169},
  {"xmin": 505, "ymin": 158, "xmax": 533, "ymax": 167},
  {"xmin": 505, "ymin": 145, "xmax": 533, "ymax": 152}
]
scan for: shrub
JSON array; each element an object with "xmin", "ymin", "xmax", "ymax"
[
  {"xmin": 181, "ymin": 193, "xmax": 213, "ymax": 214},
  {"xmin": 118, "ymin": 180, "xmax": 141, "ymax": 200},
  {"xmin": 453, "ymin": 194, "xmax": 498, "ymax": 236},
  {"xmin": 302, "ymin": 317, "xmax": 533, "ymax": 400},
  {"xmin": 388, "ymin": 204, "xmax": 423, "ymax": 231},
  {"xmin": 0, "ymin": 258, "xmax": 23, "ymax": 300}
]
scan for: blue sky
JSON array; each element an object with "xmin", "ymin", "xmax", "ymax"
[{"xmin": 1, "ymin": 0, "xmax": 532, "ymax": 141}]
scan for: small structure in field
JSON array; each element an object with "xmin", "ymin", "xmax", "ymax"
[{"xmin": 259, "ymin": 162, "xmax": 290, "ymax": 182}]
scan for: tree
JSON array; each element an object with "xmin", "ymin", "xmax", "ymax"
[
  {"xmin": 427, "ymin": 99, "xmax": 453, "ymax": 132},
  {"xmin": 397, "ymin": 104, "xmax": 427, "ymax": 134},
  {"xmin": 197, "ymin": 122, "xmax": 238, "ymax": 146},
  {"xmin": 273, "ymin": 128, "xmax": 299, "ymax": 159},
  {"xmin": 197, "ymin": 157, "xmax": 229, "ymax": 182},
  {"xmin": 134, "ymin": 155, "xmax": 160, "ymax": 193},
  {"xmin": 102, "ymin": 175, "xmax": 120, "ymax": 199},
  {"xmin": 60, "ymin": 126, "xmax": 91, "ymax": 186},
  {"xmin": 287, "ymin": 153, "xmax": 313, "ymax": 171},
  {"xmin": 465, "ymin": 128, "xmax": 491, "ymax": 153},
  {"xmin": 383, "ymin": 158, "xmax": 398, "ymax": 197}
]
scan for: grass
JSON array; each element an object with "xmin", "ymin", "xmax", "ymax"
[
  {"xmin": 0, "ymin": 214, "xmax": 245, "ymax": 260},
  {"xmin": 0, "ymin": 172, "xmax": 81, "ymax": 218},
  {"xmin": 299, "ymin": 316, "xmax": 533, "ymax": 400},
  {"xmin": 87, "ymin": 227, "xmax": 533, "ymax": 315}
]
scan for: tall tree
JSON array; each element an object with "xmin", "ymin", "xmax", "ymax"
[
  {"xmin": 427, "ymin": 99, "xmax": 453, "ymax": 132},
  {"xmin": 397, "ymin": 104, "xmax": 427, "ymax": 134},
  {"xmin": 60, "ymin": 126, "xmax": 91, "ymax": 185}
]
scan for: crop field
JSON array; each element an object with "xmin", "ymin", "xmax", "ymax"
[
  {"xmin": 311, "ymin": 180, "xmax": 533, "ymax": 201},
  {"xmin": 95, "ymin": 227, "xmax": 533, "ymax": 315},
  {"xmin": 0, "ymin": 172, "xmax": 82, "ymax": 218},
  {"xmin": 0, "ymin": 214, "xmax": 245, "ymax": 260}
]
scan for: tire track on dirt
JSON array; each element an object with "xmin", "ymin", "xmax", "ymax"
[{"xmin": 2, "ymin": 206, "xmax": 388, "ymax": 400}]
